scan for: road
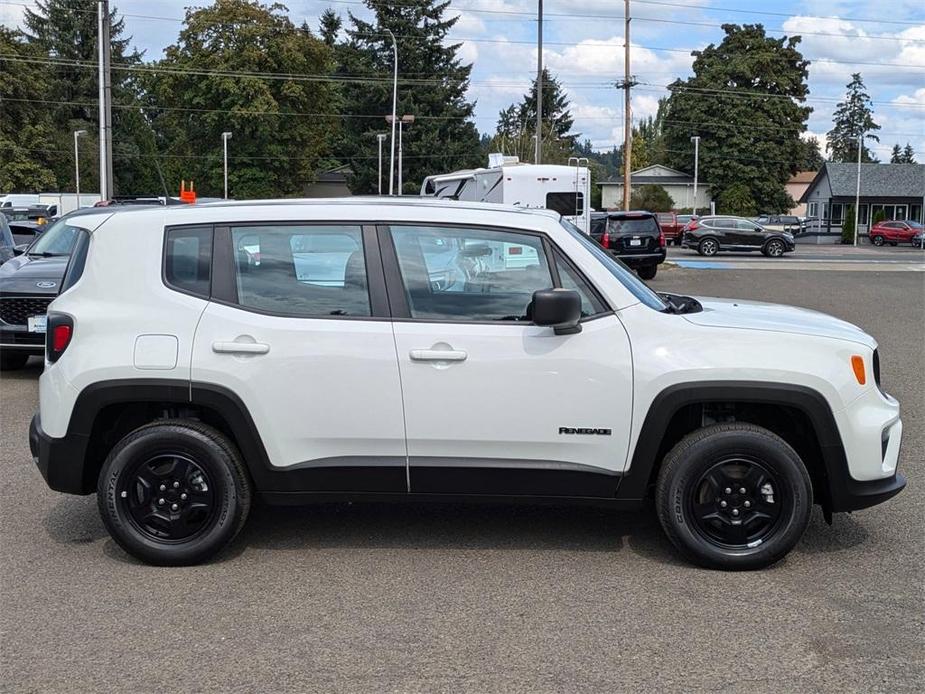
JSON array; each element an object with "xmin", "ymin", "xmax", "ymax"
[
  {"xmin": 667, "ymin": 244, "xmax": 925, "ymax": 272},
  {"xmin": 1, "ymin": 266, "xmax": 923, "ymax": 692}
]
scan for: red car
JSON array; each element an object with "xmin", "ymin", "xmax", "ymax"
[
  {"xmin": 656, "ymin": 212, "xmax": 684, "ymax": 246},
  {"xmin": 869, "ymin": 220, "xmax": 924, "ymax": 246}
]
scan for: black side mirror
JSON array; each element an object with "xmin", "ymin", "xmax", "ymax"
[{"xmin": 532, "ymin": 288, "xmax": 582, "ymax": 335}]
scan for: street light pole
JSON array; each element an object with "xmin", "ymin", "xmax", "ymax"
[
  {"xmin": 385, "ymin": 28, "xmax": 398, "ymax": 196},
  {"xmin": 377, "ymin": 133, "xmax": 387, "ymax": 195},
  {"xmin": 397, "ymin": 115, "xmax": 415, "ymax": 195},
  {"xmin": 535, "ymin": 0, "xmax": 543, "ymax": 165},
  {"xmin": 97, "ymin": 0, "xmax": 114, "ymax": 200},
  {"xmin": 221, "ymin": 131, "xmax": 232, "ymax": 199},
  {"xmin": 854, "ymin": 132, "xmax": 862, "ymax": 247},
  {"xmin": 691, "ymin": 135, "xmax": 700, "ymax": 216},
  {"xmin": 73, "ymin": 129, "xmax": 87, "ymax": 205}
]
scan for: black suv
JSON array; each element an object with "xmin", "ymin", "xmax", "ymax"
[
  {"xmin": 589, "ymin": 210, "xmax": 666, "ymax": 279},
  {"xmin": 682, "ymin": 216, "xmax": 795, "ymax": 257}
]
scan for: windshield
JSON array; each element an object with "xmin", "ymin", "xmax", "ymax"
[
  {"xmin": 28, "ymin": 216, "xmax": 86, "ymax": 255},
  {"xmin": 907, "ymin": 221, "xmax": 924, "ymax": 229},
  {"xmin": 560, "ymin": 218, "xmax": 667, "ymax": 311}
]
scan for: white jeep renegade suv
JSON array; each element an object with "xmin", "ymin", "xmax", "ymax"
[{"xmin": 29, "ymin": 199, "xmax": 905, "ymax": 569}]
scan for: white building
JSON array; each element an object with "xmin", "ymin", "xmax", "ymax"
[{"xmin": 598, "ymin": 164, "xmax": 712, "ymax": 211}]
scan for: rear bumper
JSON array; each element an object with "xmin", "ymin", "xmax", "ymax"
[
  {"xmin": 29, "ymin": 413, "xmax": 92, "ymax": 495},
  {"xmin": 607, "ymin": 250, "xmax": 666, "ymax": 267}
]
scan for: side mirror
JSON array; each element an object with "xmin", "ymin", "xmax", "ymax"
[{"xmin": 532, "ymin": 288, "xmax": 582, "ymax": 335}]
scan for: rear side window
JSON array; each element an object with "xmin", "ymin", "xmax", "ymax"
[
  {"xmin": 165, "ymin": 226, "xmax": 213, "ymax": 298},
  {"xmin": 231, "ymin": 225, "xmax": 370, "ymax": 317},
  {"xmin": 546, "ymin": 192, "xmax": 584, "ymax": 217}
]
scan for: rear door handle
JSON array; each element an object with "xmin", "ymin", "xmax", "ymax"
[
  {"xmin": 409, "ymin": 349, "xmax": 468, "ymax": 362},
  {"xmin": 212, "ymin": 341, "xmax": 270, "ymax": 355}
]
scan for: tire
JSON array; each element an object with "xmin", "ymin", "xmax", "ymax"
[
  {"xmin": 655, "ymin": 423, "xmax": 812, "ymax": 571},
  {"xmin": 637, "ymin": 265, "xmax": 657, "ymax": 280},
  {"xmin": 871, "ymin": 235, "xmax": 885, "ymax": 246},
  {"xmin": 0, "ymin": 352, "xmax": 29, "ymax": 371},
  {"xmin": 97, "ymin": 420, "xmax": 252, "ymax": 566},
  {"xmin": 763, "ymin": 239, "xmax": 785, "ymax": 257},
  {"xmin": 697, "ymin": 238, "xmax": 719, "ymax": 256}
]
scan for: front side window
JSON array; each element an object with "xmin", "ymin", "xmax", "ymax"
[
  {"xmin": 736, "ymin": 219, "xmax": 760, "ymax": 230},
  {"xmin": 390, "ymin": 225, "xmax": 552, "ymax": 321},
  {"xmin": 231, "ymin": 225, "xmax": 370, "ymax": 317},
  {"xmin": 165, "ymin": 226, "xmax": 212, "ymax": 297}
]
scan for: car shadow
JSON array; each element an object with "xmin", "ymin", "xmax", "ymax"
[{"xmin": 1, "ymin": 357, "xmax": 44, "ymax": 379}]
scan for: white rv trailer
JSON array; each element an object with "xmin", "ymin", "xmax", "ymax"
[{"xmin": 421, "ymin": 155, "xmax": 591, "ymax": 234}]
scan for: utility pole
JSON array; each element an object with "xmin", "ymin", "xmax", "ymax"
[
  {"xmin": 97, "ymin": 1, "xmax": 113, "ymax": 200},
  {"xmin": 73, "ymin": 130, "xmax": 87, "ymax": 205},
  {"xmin": 535, "ymin": 0, "xmax": 543, "ymax": 165},
  {"xmin": 221, "ymin": 131, "xmax": 232, "ymax": 199},
  {"xmin": 622, "ymin": 0, "xmax": 632, "ymax": 211},
  {"xmin": 853, "ymin": 132, "xmax": 862, "ymax": 247},
  {"xmin": 385, "ymin": 28, "xmax": 398, "ymax": 196},
  {"xmin": 396, "ymin": 115, "xmax": 414, "ymax": 195},
  {"xmin": 691, "ymin": 136, "xmax": 700, "ymax": 216},
  {"xmin": 377, "ymin": 133, "xmax": 387, "ymax": 195}
]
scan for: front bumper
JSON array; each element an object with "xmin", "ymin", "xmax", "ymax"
[
  {"xmin": 29, "ymin": 413, "xmax": 92, "ymax": 495},
  {"xmin": 0, "ymin": 326, "xmax": 45, "ymax": 354},
  {"xmin": 828, "ymin": 470, "xmax": 906, "ymax": 512}
]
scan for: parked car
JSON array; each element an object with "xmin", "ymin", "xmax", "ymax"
[
  {"xmin": 589, "ymin": 210, "xmax": 666, "ymax": 279},
  {"xmin": 6, "ymin": 220, "xmax": 45, "ymax": 247},
  {"xmin": 656, "ymin": 212, "xmax": 684, "ymax": 245},
  {"xmin": 868, "ymin": 220, "xmax": 924, "ymax": 247},
  {"xmin": 0, "ymin": 215, "xmax": 18, "ymax": 266},
  {"xmin": 0, "ymin": 207, "xmax": 121, "ymax": 370},
  {"xmin": 1, "ymin": 205, "xmax": 53, "ymax": 225},
  {"xmin": 30, "ymin": 199, "xmax": 903, "ymax": 569},
  {"xmin": 754, "ymin": 214, "xmax": 803, "ymax": 233},
  {"xmin": 682, "ymin": 216, "xmax": 795, "ymax": 257}
]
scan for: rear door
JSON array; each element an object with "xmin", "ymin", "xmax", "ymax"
[
  {"xmin": 383, "ymin": 223, "xmax": 633, "ymax": 497},
  {"xmin": 192, "ymin": 223, "xmax": 407, "ymax": 493}
]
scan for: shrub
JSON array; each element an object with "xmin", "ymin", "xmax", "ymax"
[{"xmin": 841, "ymin": 205, "xmax": 855, "ymax": 244}]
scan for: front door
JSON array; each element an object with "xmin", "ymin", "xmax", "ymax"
[
  {"xmin": 192, "ymin": 223, "xmax": 407, "ymax": 493},
  {"xmin": 383, "ymin": 223, "xmax": 634, "ymax": 497}
]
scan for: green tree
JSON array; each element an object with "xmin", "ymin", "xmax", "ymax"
[
  {"xmin": 662, "ymin": 24, "xmax": 811, "ymax": 213},
  {"xmin": 630, "ymin": 184, "xmax": 673, "ymax": 212},
  {"xmin": 337, "ymin": 1, "xmax": 481, "ymax": 194},
  {"xmin": 890, "ymin": 144, "xmax": 903, "ymax": 163},
  {"xmin": 319, "ymin": 8, "xmax": 341, "ymax": 46},
  {"xmin": 0, "ymin": 27, "xmax": 58, "ymax": 191},
  {"xmin": 841, "ymin": 204, "xmax": 855, "ymax": 245},
  {"xmin": 827, "ymin": 73, "xmax": 880, "ymax": 163},
  {"xmin": 22, "ymin": 0, "xmax": 151, "ymax": 194},
  {"xmin": 145, "ymin": 0, "xmax": 341, "ymax": 198},
  {"xmin": 797, "ymin": 136, "xmax": 825, "ymax": 170},
  {"xmin": 717, "ymin": 182, "xmax": 757, "ymax": 216},
  {"xmin": 902, "ymin": 143, "xmax": 916, "ymax": 164}
]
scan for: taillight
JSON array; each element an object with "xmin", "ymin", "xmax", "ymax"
[
  {"xmin": 602, "ymin": 232, "xmax": 611, "ymax": 248},
  {"xmin": 659, "ymin": 227, "xmax": 666, "ymax": 247},
  {"xmin": 46, "ymin": 313, "xmax": 74, "ymax": 363},
  {"xmin": 687, "ymin": 220, "xmax": 699, "ymax": 231}
]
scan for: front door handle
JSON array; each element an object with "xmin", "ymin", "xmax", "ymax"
[
  {"xmin": 212, "ymin": 341, "xmax": 270, "ymax": 355},
  {"xmin": 410, "ymin": 349, "xmax": 468, "ymax": 362}
]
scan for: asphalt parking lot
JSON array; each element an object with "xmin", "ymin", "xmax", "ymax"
[{"xmin": 1, "ymin": 265, "xmax": 923, "ymax": 692}]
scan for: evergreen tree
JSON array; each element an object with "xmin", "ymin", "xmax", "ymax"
[
  {"xmin": 514, "ymin": 68, "xmax": 576, "ymax": 146},
  {"xmin": 22, "ymin": 0, "xmax": 150, "ymax": 194},
  {"xmin": 0, "ymin": 27, "xmax": 58, "ymax": 191},
  {"xmin": 662, "ymin": 24, "xmax": 812, "ymax": 213},
  {"xmin": 797, "ymin": 136, "xmax": 825, "ymax": 170},
  {"xmin": 827, "ymin": 73, "xmax": 880, "ymax": 163},
  {"xmin": 890, "ymin": 144, "xmax": 903, "ymax": 164},
  {"xmin": 319, "ymin": 9, "xmax": 341, "ymax": 47},
  {"xmin": 630, "ymin": 184, "xmax": 673, "ymax": 212},
  {"xmin": 145, "ymin": 0, "xmax": 341, "ymax": 198},
  {"xmin": 902, "ymin": 143, "xmax": 916, "ymax": 164},
  {"xmin": 338, "ymin": 1, "xmax": 482, "ymax": 194}
]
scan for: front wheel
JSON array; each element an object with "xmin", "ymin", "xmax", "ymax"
[
  {"xmin": 871, "ymin": 235, "xmax": 885, "ymax": 246},
  {"xmin": 655, "ymin": 423, "xmax": 812, "ymax": 570},
  {"xmin": 97, "ymin": 420, "xmax": 252, "ymax": 566},
  {"xmin": 763, "ymin": 239, "xmax": 785, "ymax": 257},
  {"xmin": 637, "ymin": 265, "xmax": 657, "ymax": 280},
  {"xmin": 698, "ymin": 238, "xmax": 719, "ymax": 256}
]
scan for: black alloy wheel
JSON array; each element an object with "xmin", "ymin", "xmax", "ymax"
[
  {"xmin": 698, "ymin": 238, "xmax": 718, "ymax": 256},
  {"xmin": 765, "ymin": 239, "xmax": 785, "ymax": 257},
  {"xmin": 121, "ymin": 453, "xmax": 216, "ymax": 542}
]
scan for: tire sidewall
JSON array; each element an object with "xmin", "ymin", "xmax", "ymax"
[
  {"xmin": 658, "ymin": 429, "xmax": 812, "ymax": 570},
  {"xmin": 98, "ymin": 426, "xmax": 246, "ymax": 566},
  {"xmin": 766, "ymin": 240, "xmax": 784, "ymax": 257},
  {"xmin": 699, "ymin": 238, "xmax": 718, "ymax": 256}
]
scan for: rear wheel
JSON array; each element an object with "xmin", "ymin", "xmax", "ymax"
[
  {"xmin": 637, "ymin": 265, "xmax": 657, "ymax": 280},
  {"xmin": 655, "ymin": 423, "xmax": 812, "ymax": 570},
  {"xmin": 871, "ymin": 235, "xmax": 885, "ymax": 246},
  {"xmin": 0, "ymin": 352, "xmax": 29, "ymax": 371},
  {"xmin": 698, "ymin": 238, "xmax": 719, "ymax": 256},
  {"xmin": 763, "ymin": 239, "xmax": 785, "ymax": 257},
  {"xmin": 97, "ymin": 420, "xmax": 252, "ymax": 566}
]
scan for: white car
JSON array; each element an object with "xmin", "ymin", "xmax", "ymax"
[{"xmin": 29, "ymin": 199, "xmax": 905, "ymax": 568}]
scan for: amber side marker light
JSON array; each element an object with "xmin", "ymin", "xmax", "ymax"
[{"xmin": 851, "ymin": 355, "xmax": 866, "ymax": 385}]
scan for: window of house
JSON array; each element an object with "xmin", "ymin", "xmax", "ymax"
[
  {"xmin": 911, "ymin": 204, "xmax": 922, "ymax": 223},
  {"xmin": 390, "ymin": 225, "xmax": 553, "ymax": 322},
  {"xmin": 231, "ymin": 225, "xmax": 370, "ymax": 317},
  {"xmin": 165, "ymin": 226, "xmax": 213, "ymax": 298},
  {"xmin": 858, "ymin": 204, "xmax": 869, "ymax": 226},
  {"xmin": 807, "ymin": 202, "xmax": 818, "ymax": 218},
  {"xmin": 830, "ymin": 203, "xmax": 844, "ymax": 224}
]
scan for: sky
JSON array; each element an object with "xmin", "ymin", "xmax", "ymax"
[{"xmin": 2, "ymin": 0, "xmax": 924, "ymax": 163}]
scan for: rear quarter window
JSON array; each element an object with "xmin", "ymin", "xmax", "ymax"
[{"xmin": 164, "ymin": 226, "xmax": 213, "ymax": 298}]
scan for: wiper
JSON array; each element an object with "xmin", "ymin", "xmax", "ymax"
[{"xmin": 28, "ymin": 251, "xmax": 66, "ymax": 257}]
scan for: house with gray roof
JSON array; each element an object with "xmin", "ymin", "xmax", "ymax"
[
  {"xmin": 599, "ymin": 164, "xmax": 712, "ymax": 211},
  {"xmin": 799, "ymin": 163, "xmax": 924, "ymax": 243}
]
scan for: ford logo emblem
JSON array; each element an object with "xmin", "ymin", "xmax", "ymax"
[{"xmin": 35, "ymin": 281, "xmax": 56, "ymax": 288}]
